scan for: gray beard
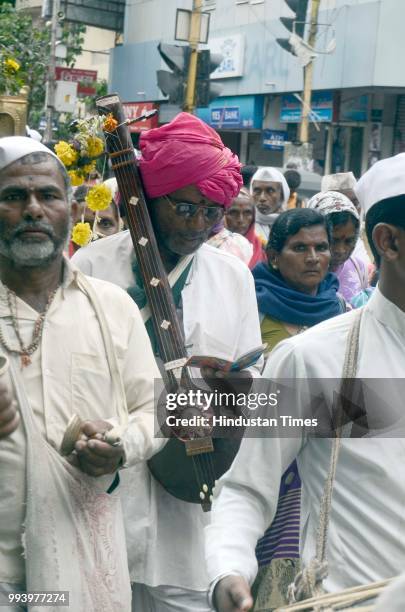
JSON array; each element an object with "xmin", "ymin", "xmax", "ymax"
[
  {"xmin": 0, "ymin": 220, "xmax": 71, "ymax": 268},
  {"xmin": 0, "ymin": 236, "xmax": 60, "ymax": 267}
]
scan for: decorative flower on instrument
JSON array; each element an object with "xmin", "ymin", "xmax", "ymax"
[
  {"xmin": 54, "ymin": 117, "xmax": 112, "ymax": 245},
  {"xmin": 71, "ymin": 222, "xmax": 92, "ymax": 247},
  {"xmin": 68, "ymin": 170, "xmax": 85, "ymax": 187},
  {"xmin": 103, "ymin": 113, "xmax": 118, "ymax": 133},
  {"xmin": 84, "ymin": 135, "xmax": 104, "ymax": 158},
  {"xmin": 54, "ymin": 141, "xmax": 79, "ymax": 167},
  {"xmin": 85, "ymin": 183, "xmax": 112, "ymax": 212}
]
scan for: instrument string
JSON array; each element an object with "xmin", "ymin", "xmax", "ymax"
[
  {"xmin": 111, "ymin": 135, "xmax": 182, "ymax": 364},
  {"xmin": 123, "ymin": 158, "xmax": 187, "ymax": 362},
  {"xmin": 101, "ymin": 108, "xmax": 186, "ymax": 375}
]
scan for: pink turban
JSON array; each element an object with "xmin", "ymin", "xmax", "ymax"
[{"xmin": 139, "ymin": 112, "xmax": 242, "ymax": 207}]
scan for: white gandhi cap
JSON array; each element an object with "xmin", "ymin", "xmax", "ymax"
[
  {"xmin": 0, "ymin": 136, "xmax": 61, "ymax": 172},
  {"xmin": 321, "ymin": 172, "xmax": 357, "ymax": 192},
  {"xmin": 355, "ymin": 153, "xmax": 405, "ymax": 216}
]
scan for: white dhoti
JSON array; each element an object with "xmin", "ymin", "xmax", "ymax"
[{"xmin": 132, "ymin": 583, "xmax": 213, "ymax": 612}]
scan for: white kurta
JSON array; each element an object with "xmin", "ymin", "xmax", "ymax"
[
  {"xmin": 72, "ymin": 231, "xmax": 263, "ymax": 591},
  {"xmin": 0, "ymin": 261, "xmax": 163, "ymax": 585},
  {"xmin": 206, "ymin": 288, "xmax": 405, "ymax": 596},
  {"xmin": 374, "ymin": 572, "xmax": 405, "ymax": 611}
]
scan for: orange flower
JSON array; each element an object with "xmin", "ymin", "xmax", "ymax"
[{"xmin": 103, "ymin": 113, "xmax": 118, "ymax": 133}]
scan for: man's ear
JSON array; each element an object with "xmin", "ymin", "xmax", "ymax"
[{"xmin": 372, "ymin": 223, "xmax": 400, "ymax": 262}]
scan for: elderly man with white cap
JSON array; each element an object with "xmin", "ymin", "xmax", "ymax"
[
  {"xmin": 0, "ymin": 137, "xmax": 164, "ymax": 611},
  {"xmin": 206, "ymin": 154, "xmax": 405, "ymax": 611},
  {"xmin": 249, "ymin": 167, "xmax": 290, "ymax": 243},
  {"xmin": 321, "ymin": 171, "xmax": 359, "ymax": 212}
]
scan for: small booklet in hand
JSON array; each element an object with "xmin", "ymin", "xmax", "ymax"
[{"xmin": 186, "ymin": 344, "xmax": 267, "ymax": 373}]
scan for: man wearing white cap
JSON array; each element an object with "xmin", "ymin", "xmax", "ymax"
[
  {"xmin": 250, "ymin": 167, "xmax": 290, "ymax": 243},
  {"xmin": 0, "ymin": 137, "xmax": 163, "ymax": 610},
  {"xmin": 207, "ymin": 153, "xmax": 405, "ymax": 611},
  {"xmin": 321, "ymin": 172, "xmax": 359, "ymax": 212}
]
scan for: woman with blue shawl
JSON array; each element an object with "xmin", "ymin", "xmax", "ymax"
[{"xmin": 251, "ymin": 208, "xmax": 345, "ymax": 611}]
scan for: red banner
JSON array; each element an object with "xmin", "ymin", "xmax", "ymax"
[
  {"xmin": 55, "ymin": 67, "xmax": 98, "ymax": 96},
  {"xmin": 122, "ymin": 102, "xmax": 159, "ymax": 133}
]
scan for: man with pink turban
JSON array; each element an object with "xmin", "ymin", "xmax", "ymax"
[
  {"xmin": 73, "ymin": 113, "xmax": 263, "ymax": 612},
  {"xmin": 139, "ymin": 112, "xmax": 242, "ymax": 207}
]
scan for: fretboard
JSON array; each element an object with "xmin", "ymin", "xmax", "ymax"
[{"xmin": 96, "ymin": 95, "xmax": 188, "ymax": 388}]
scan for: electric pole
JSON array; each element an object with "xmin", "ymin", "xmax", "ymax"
[
  {"xmin": 184, "ymin": 0, "xmax": 202, "ymax": 113},
  {"xmin": 44, "ymin": 0, "xmax": 60, "ymax": 142},
  {"xmin": 299, "ymin": 0, "xmax": 321, "ymax": 143}
]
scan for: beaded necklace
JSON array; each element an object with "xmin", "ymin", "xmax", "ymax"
[{"xmin": 0, "ymin": 287, "xmax": 58, "ymax": 367}]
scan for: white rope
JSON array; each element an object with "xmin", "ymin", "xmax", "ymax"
[
  {"xmin": 76, "ymin": 271, "xmax": 128, "ymax": 434},
  {"xmin": 280, "ymin": 578, "xmax": 391, "ymax": 611},
  {"xmin": 287, "ymin": 309, "xmax": 364, "ymax": 605}
]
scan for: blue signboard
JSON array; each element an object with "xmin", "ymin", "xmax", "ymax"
[
  {"xmin": 280, "ymin": 91, "xmax": 334, "ymax": 123},
  {"xmin": 340, "ymin": 94, "xmax": 368, "ymax": 122},
  {"xmin": 262, "ymin": 129, "xmax": 287, "ymax": 151},
  {"xmin": 211, "ymin": 106, "xmax": 240, "ymax": 126},
  {"xmin": 196, "ymin": 95, "xmax": 263, "ymax": 130}
]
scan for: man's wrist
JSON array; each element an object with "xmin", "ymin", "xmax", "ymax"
[{"xmin": 208, "ymin": 572, "xmax": 244, "ymax": 608}]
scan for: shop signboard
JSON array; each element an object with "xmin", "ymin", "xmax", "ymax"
[
  {"xmin": 196, "ymin": 95, "xmax": 263, "ymax": 130},
  {"xmin": 340, "ymin": 94, "xmax": 369, "ymax": 122},
  {"xmin": 209, "ymin": 34, "xmax": 245, "ymax": 79},
  {"xmin": 262, "ymin": 129, "xmax": 287, "ymax": 151},
  {"xmin": 122, "ymin": 102, "xmax": 159, "ymax": 133},
  {"xmin": 55, "ymin": 67, "xmax": 97, "ymax": 96},
  {"xmin": 280, "ymin": 91, "xmax": 334, "ymax": 123}
]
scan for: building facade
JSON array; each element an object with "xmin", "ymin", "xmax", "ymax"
[
  {"xmin": 15, "ymin": 1, "xmax": 116, "ymax": 82},
  {"xmin": 110, "ymin": 0, "xmax": 405, "ymax": 175}
]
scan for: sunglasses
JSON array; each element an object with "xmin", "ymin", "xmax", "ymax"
[{"xmin": 164, "ymin": 196, "xmax": 224, "ymax": 223}]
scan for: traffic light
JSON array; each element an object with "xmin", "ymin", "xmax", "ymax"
[
  {"xmin": 276, "ymin": 0, "xmax": 309, "ymax": 56},
  {"xmin": 195, "ymin": 50, "xmax": 223, "ymax": 108},
  {"xmin": 156, "ymin": 43, "xmax": 191, "ymax": 105}
]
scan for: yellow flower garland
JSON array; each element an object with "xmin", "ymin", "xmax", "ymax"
[
  {"xmin": 71, "ymin": 222, "xmax": 92, "ymax": 247},
  {"xmin": 54, "ymin": 118, "xmax": 107, "ymax": 192},
  {"xmin": 85, "ymin": 184, "xmax": 112, "ymax": 212},
  {"xmin": 54, "ymin": 141, "xmax": 79, "ymax": 167},
  {"xmin": 86, "ymin": 136, "xmax": 104, "ymax": 158},
  {"xmin": 81, "ymin": 161, "xmax": 97, "ymax": 175},
  {"xmin": 68, "ymin": 170, "xmax": 85, "ymax": 187}
]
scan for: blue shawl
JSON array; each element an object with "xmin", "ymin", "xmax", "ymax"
[{"xmin": 253, "ymin": 263, "xmax": 343, "ymax": 326}]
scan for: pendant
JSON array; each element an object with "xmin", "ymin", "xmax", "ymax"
[{"xmin": 21, "ymin": 354, "xmax": 31, "ymax": 367}]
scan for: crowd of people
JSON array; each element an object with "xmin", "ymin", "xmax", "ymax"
[{"xmin": 0, "ymin": 112, "xmax": 404, "ymax": 612}]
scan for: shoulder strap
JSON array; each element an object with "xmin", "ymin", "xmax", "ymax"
[
  {"xmin": 287, "ymin": 308, "xmax": 364, "ymax": 604},
  {"xmin": 75, "ymin": 271, "xmax": 128, "ymax": 433}
]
